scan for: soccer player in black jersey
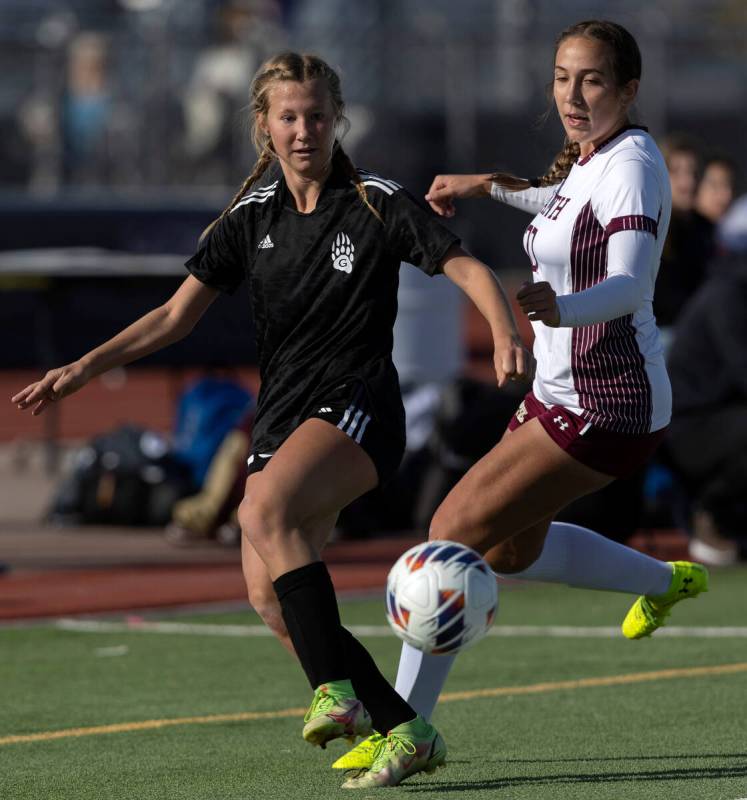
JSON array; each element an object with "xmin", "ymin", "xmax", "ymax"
[{"xmin": 12, "ymin": 52, "xmax": 531, "ymax": 788}]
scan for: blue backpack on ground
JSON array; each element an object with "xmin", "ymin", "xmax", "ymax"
[{"xmin": 172, "ymin": 377, "xmax": 254, "ymax": 487}]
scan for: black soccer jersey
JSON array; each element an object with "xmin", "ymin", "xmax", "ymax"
[{"xmin": 186, "ymin": 161, "xmax": 459, "ymax": 457}]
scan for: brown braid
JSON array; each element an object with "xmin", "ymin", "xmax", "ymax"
[
  {"xmin": 490, "ymin": 137, "xmax": 581, "ymax": 192},
  {"xmin": 492, "ymin": 20, "xmax": 641, "ymax": 192},
  {"xmin": 333, "ymin": 146, "xmax": 383, "ymax": 224},
  {"xmin": 538, "ymin": 137, "xmax": 582, "ymax": 186},
  {"xmin": 490, "ymin": 137, "xmax": 580, "ymax": 192},
  {"xmin": 488, "ymin": 172, "xmax": 533, "ymax": 192}
]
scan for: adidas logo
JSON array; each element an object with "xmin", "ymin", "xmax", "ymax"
[
  {"xmin": 318, "ymin": 407, "xmax": 332, "ymax": 413},
  {"xmin": 258, "ymin": 234, "xmax": 274, "ymax": 249}
]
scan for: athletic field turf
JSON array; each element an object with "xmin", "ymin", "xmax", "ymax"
[{"xmin": 3, "ymin": 566, "xmax": 746, "ymax": 799}]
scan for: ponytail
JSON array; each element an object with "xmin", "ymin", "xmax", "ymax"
[
  {"xmin": 491, "ymin": 136, "xmax": 580, "ymax": 192},
  {"xmin": 536, "ymin": 137, "xmax": 581, "ymax": 186},
  {"xmin": 492, "ymin": 19, "xmax": 641, "ymax": 193}
]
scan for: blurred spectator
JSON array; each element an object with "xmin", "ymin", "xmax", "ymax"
[
  {"xmin": 0, "ymin": 114, "xmax": 32, "ymax": 185},
  {"xmin": 662, "ymin": 133, "xmax": 701, "ymax": 213},
  {"xmin": 695, "ymin": 155, "xmax": 737, "ymax": 225},
  {"xmin": 654, "ymin": 134, "xmax": 713, "ymax": 332},
  {"xmin": 62, "ymin": 33, "xmax": 113, "ymax": 181},
  {"xmin": 181, "ymin": 0, "xmax": 286, "ymax": 184},
  {"xmin": 166, "ymin": 408, "xmax": 254, "ymax": 546},
  {"xmin": 20, "ymin": 31, "xmax": 136, "ymax": 187},
  {"xmin": 666, "ymin": 194, "xmax": 747, "ymax": 565}
]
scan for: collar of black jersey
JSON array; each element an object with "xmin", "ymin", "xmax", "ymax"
[{"xmin": 264, "ymin": 156, "xmax": 354, "ymax": 214}]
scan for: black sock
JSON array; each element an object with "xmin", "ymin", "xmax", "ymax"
[
  {"xmin": 272, "ymin": 561, "xmax": 349, "ymax": 689},
  {"xmin": 340, "ymin": 627, "xmax": 416, "ymax": 734}
]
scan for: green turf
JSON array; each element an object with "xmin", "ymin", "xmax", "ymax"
[{"xmin": 2, "ymin": 566, "xmax": 746, "ymax": 799}]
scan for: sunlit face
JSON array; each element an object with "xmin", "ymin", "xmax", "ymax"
[
  {"xmin": 695, "ymin": 162, "xmax": 735, "ymax": 222},
  {"xmin": 261, "ymin": 78, "xmax": 337, "ymax": 181},
  {"xmin": 553, "ymin": 36, "xmax": 638, "ymax": 158}
]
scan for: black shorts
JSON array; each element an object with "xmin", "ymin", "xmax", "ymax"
[{"xmin": 246, "ymin": 380, "xmax": 405, "ymax": 484}]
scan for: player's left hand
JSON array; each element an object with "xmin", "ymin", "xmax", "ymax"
[
  {"xmin": 516, "ymin": 281, "xmax": 560, "ymax": 327},
  {"xmin": 493, "ymin": 336, "xmax": 535, "ymax": 388}
]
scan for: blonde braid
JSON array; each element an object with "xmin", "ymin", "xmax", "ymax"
[
  {"xmin": 200, "ymin": 52, "xmax": 384, "ymax": 241},
  {"xmin": 199, "ymin": 148, "xmax": 276, "ymax": 243},
  {"xmin": 333, "ymin": 145, "xmax": 383, "ymax": 224}
]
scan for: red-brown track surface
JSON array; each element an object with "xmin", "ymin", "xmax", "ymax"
[{"xmin": 0, "ymin": 526, "xmax": 687, "ymax": 621}]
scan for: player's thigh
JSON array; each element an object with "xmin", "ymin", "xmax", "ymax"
[
  {"xmin": 430, "ymin": 418, "xmax": 613, "ymax": 553},
  {"xmin": 243, "ymin": 418, "xmax": 378, "ymax": 531}
]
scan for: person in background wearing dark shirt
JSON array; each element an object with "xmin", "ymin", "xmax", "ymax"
[
  {"xmin": 667, "ymin": 194, "xmax": 747, "ymax": 565},
  {"xmin": 654, "ymin": 134, "xmax": 713, "ymax": 338}
]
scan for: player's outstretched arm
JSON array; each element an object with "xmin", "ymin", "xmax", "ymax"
[
  {"xmin": 440, "ymin": 245, "xmax": 534, "ymax": 387},
  {"xmin": 424, "ymin": 174, "xmax": 493, "ymax": 218},
  {"xmin": 12, "ymin": 275, "xmax": 219, "ymax": 416}
]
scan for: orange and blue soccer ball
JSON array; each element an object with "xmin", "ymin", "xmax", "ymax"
[{"xmin": 386, "ymin": 540, "xmax": 498, "ymax": 656}]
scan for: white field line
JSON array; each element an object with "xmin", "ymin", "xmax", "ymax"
[{"xmin": 55, "ymin": 619, "xmax": 747, "ymax": 638}]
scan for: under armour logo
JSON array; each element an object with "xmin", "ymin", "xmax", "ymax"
[
  {"xmin": 679, "ymin": 577, "xmax": 693, "ymax": 595},
  {"xmin": 553, "ymin": 415, "xmax": 569, "ymax": 431}
]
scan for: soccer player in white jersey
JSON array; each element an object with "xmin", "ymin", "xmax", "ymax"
[
  {"xmin": 13, "ymin": 53, "xmax": 534, "ymax": 789},
  {"xmin": 334, "ymin": 20, "xmax": 709, "ymax": 774}
]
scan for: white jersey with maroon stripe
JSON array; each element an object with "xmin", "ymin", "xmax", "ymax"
[{"xmin": 492, "ymin": 127, "xmax": 672, "ymax": 434}]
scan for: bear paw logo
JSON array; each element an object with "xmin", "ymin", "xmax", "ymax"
[{"xmin": 331, "ymin": 232, "xmax": 355, "ymax": 274}]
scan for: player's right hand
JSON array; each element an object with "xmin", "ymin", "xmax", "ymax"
[
  {"xmin": 425, "ymin": 174, "xmax": 489, "ymax": 217},
  {"xmin": 11, "ymin": 361, "xmax": 91, "ymax": 416},
  {"xmin": 493, "ymin": 336, "xmax": 535, "ymax": 389}
]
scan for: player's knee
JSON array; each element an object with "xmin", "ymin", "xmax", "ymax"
[
  {"xmin": 238, "ymin": 492, "xmax": 289, "ymax": 554},
  {"xmin": 429, "ymin": 502, "xmax": 465, "ymax": 542},
  {"xmin": 486, "ymin": 538, "xmax": 543, "ymax": 574}
]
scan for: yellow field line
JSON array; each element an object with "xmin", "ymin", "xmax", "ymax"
[
  {"xmin": 3, "ymin": 661, "xmax": 745, "ymax": 747},
  {"xmin": 0, "ymin": 708, "xmax": 307, "ymax": 746},
  {"xmin": 439, "ymin": 661, "xmax": 747, "ymax": 702}
]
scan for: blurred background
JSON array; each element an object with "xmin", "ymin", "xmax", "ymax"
[{"xmin": 1, "ymin": 0, "xmax": 746, "ymax": 600}]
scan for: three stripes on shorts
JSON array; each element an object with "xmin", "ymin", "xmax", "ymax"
[{"xmin": 336, "ymin": 385, "xmax": 371, "ymax": 444}]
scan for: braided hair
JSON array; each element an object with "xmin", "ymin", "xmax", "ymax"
[
  {"xmin": 201, "ymin": 52, "xmax": 380, "ymax": 241},
  {"xmin": 492, "ymin": 20, "xmax": 641, "ymax": 191}
]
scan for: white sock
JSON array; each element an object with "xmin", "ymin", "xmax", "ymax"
[
  {"xmin": 393, "ymin": 522, "xmax": 673, "ymax": 724},
  {"xmin": 499, "ymin": 521, "xmax": 673, "ymax": 595},
  {"xmin": 394, "ymin": 642, "xmax": 456, "ymax": 722}
]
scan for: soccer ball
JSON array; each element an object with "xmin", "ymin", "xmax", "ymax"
[{"xmin": 385, "ymin": 540, "xmax": 498, "ymax": 656}]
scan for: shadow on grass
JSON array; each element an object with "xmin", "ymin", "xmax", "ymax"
[
  {"xmin": 500, "ymin": 752, "xmax": 747, "ymax": 764},
  {"xmin": 403, "ymin": 761, "xmax": 747, "ymax": 793}
]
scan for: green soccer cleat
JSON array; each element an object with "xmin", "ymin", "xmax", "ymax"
[
  {"xmin": 302, "ymin": 680, "xmax": 373, "ymax": 749},
  {"xmin": 622, "ymin": 561, "xmax": 709, "ymax": 640},
  {"xmin": 331, "ymin": 732, "xmax": 385, "ymax": 770},
  {"xmin": 341, "ymin": 716, "xmax": 446, "ymax": 789}
]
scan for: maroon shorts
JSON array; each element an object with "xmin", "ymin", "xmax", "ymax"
[{"xmin": 507, "ymin": 392, "xmax": 667, "ymax": 478}]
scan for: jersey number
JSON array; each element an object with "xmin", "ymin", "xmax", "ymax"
[{"xmin": 524, "ymin": 224, "xmax": 539, "ymax": 272}]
